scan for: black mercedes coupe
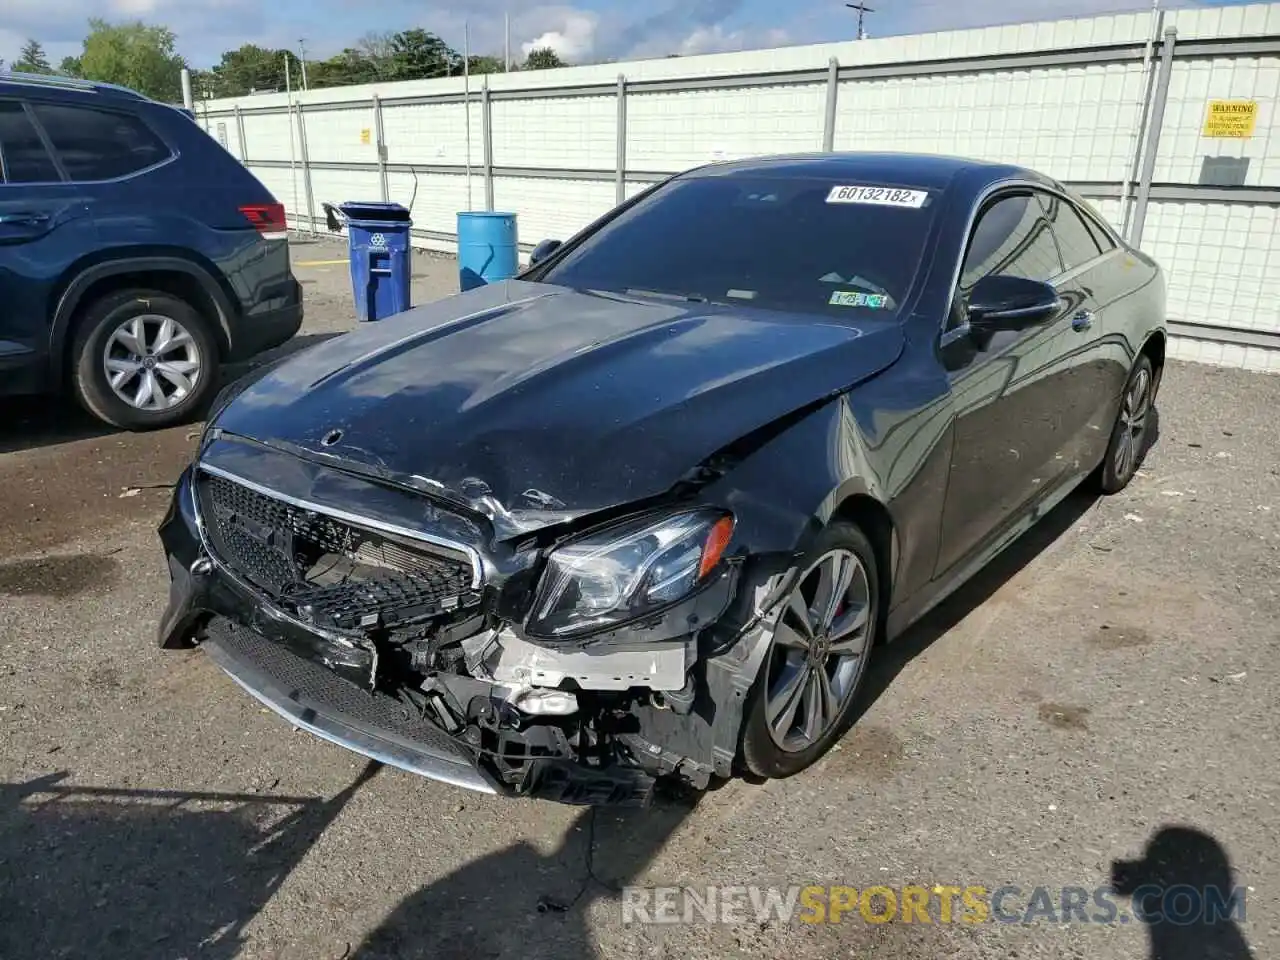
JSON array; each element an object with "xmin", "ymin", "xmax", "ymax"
[{"xmin": 157, "ymin": 152, "xmax": 1166, "ymax": 805}]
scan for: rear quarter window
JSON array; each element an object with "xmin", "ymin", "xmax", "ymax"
[{"xmin": 30, "ymin": 103, "xmax": 171, "ymax": 182}]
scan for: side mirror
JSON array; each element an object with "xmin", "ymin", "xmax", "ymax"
[
  {"xmin": 529, "ymin": 238, "xmax": 563, "ymax": 266},
  {"xmin": 966, "ymin": 275, "xmax": 1061, "ymax": 330}
]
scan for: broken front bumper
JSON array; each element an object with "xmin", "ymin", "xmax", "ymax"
[
  {"xmin": 204, "ymin": 615, "xmax": 498, "ymax": 795},
  {"xmin": 156, "ymin": 462, "xmax": 758, "ymax": 806}
]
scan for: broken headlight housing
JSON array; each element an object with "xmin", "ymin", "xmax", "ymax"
[{"xmin": 526, "ymin": 509, "xmax": 735, "ymax": 640}]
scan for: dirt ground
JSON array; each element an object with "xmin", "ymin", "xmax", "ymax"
[{"xmin": 1, "ymin": 237, "xmax": 1276, "ymax": 959}]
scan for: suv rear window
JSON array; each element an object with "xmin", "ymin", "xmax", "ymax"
[
  {"xmin": 536, "ymin": 175, "xmax": 939, "ymax": 318},
  {"xmin": 30, "ymin": 103, "xmax": 171, "ymax": 182},
  {"xmin": 0, "ymin": 101, "xmax": 59, "ymax": 183}
]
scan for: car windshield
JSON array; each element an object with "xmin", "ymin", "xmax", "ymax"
[{"xmin": 536, "ymin": 174, "xmax": 941, "ymax": 318}]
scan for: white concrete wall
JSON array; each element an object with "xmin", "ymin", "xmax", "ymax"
[{"xmin": 198, "ymin": 3, "xmax": 1280, "ymax": 371}]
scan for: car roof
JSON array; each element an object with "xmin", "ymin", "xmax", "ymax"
[
  {"xmin": 0, "ymin": 71, "xmax": 148, "ymax": 103},
  {"xmin": 680, "ymin": 151, "xmax": 1057, "ymax": 194}
]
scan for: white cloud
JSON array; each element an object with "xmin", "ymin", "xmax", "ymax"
[
  {"xmin": 678, "ymin": 25, "xmax": 742, "ymax": 56},
  {"xmin": 520, "ymin": 11, "xmax": 598, "ymax": 61}
]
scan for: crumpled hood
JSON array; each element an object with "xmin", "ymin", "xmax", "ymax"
[{"xmin": 212, "ymin": 279, "xmax": 903, "ymax": 523}]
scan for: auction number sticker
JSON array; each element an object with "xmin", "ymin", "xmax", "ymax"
[{"xmin": 826, "ymin": 185, "xmax": 929, "ymax": 208}]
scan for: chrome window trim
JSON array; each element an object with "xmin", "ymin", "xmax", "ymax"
[
  {"xmin": 939, "ymin": 179, "xmax": 1121, "ymax": 348},
  {"xmin": 195, "ymin": 461, "xmax": 486, "ymax": 589}
]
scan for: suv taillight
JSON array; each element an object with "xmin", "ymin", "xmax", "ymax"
[{"xmin": 239, "ymin": 203, "xmax": 288, "ymax": 241}]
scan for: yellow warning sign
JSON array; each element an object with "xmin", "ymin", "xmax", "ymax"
[
  {"xmin": 360, "ymin": 128, "xmax": 372, "ymax": 145},
  {"xmin": 1203, "ymin": 100, "xmax": 1257, "ymax": 138}
]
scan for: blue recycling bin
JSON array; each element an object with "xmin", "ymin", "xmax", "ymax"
[
  {"xmin": 340, "ymin": 201, "xmax": 413, "ymax": 322},
  {"xmin": 457, "ymin": 211, "xmax": 519, "ymax": 292}
]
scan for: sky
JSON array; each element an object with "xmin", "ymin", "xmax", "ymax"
[{"xmin": 0, "ymin": 0, "xmax": 1256, "ymax": 71}]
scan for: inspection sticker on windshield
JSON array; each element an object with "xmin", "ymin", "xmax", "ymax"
[
  {"xmin": 830, "ymin": 291, "xmax": 890, "ymax": 308},
  {"xmin": 826, "ymin": 185, "xmax": 929, "ymax": 208}
]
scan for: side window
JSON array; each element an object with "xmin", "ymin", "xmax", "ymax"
[
  {"xmin": 1078, "ymin": 204, "xmax": 1118, "ymax": 252},
  {"xmin": 959, "ymin": 193, "xmax": 1064, "ymax": 289},
  {"xmin": 29, "ymin": 103, "xmax": 171, "ymax": 182},
  {"xmin": 0, "ymin": 101, "xmax": 60, "ymax": 184},
  {"xmin": 1042, "ymin": 193, "xmax": 1104, "ymax": 271}
]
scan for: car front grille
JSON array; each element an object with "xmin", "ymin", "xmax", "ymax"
[{"xmin": 195, "ymin": 469, "xmax": 479, "ymax": 630}]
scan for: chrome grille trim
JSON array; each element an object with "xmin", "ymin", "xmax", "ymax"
[{"xmin": 194, "ymin": 461, "xmax": 485, "ymax": 589}]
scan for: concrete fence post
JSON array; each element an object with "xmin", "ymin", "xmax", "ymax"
[
  {"xmin": 1119, "ymin": 7, "xmax": 1166, "ymax": 240},
  {"xmin": 296, "ymin": 103, "xmax": 317, "ymax": 235},
  {"xmin": 373, "ymin": 95, "xmax": 389, "ymax": 202},
  {"xmin": 616, "ymin": 74, "xmax": 628, "ymax": 206},
  {"xmin": 1130, "ymin": 27, "xmax": 1177, "ymax": 249},
  {"xmin": 823, "ymin": 58, "xmax": 840, "ymax": 152},
  {"xmin": 234, "ymin": 105, "xmax": 247, "ymax": 162},
  {"xmin": 482, "ymin": 80, "xmax": 495, "ymax": 212}
]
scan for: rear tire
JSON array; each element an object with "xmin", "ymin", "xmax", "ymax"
[
  {"xmin": 70, "ymin": 289, "xmax": 219, "ymax": 431},
  {"xmin": 740, "ymin": 521, "xmax": 880, "ymax": 779},
  {"xmin": 1095, "ymin": 354, "xmax": 1155, "ymax": 494}
]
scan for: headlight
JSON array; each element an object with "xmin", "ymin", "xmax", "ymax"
[{"xmin": 527, "ymin": 509, "xmax": 735, "ymax": 640}]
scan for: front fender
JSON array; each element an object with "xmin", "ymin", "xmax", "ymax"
[
  {"xmin": 701, "ymin": 396, "xmax": 887, "ymax": 563},
  {"xmin": 704, "ymin": 351, "xmax": 955, "ymax": 630}
]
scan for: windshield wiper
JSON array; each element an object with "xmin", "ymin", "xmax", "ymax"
[{"xmin": 623, "ymin": 288, "xmax": 709, "ymax": 304}]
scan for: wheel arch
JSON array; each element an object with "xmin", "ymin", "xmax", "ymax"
[
  {"xmin": 1139, "ymin": 327, "xmax": 1167, "ymax": 392},
  {"xmin": 49, "ymin": 254, "xmax": 236, "ymax": 388},
  {"xmin": 828, "ymin": 492, "xmax": 898, "ymax": 643}
]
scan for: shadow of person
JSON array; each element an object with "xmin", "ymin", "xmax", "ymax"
[
  {"xmin": 0, "ymin": 761, "xmax": 381, "ymax": 960},
  {"xmin": 353, "ymin": 786, "xmax": 699, "ymax": 960},
  {"xmin": 1112, "ymin": 825, "xmax": 1254, "ymax": 960}
]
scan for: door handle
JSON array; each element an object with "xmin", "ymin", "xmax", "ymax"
[
  {"xmin": 0, "ymin": 212, "xmax": 51, "ymax": 226},
  {"xmin": 1071, "ymin": 309, "xmax": 1094, "ymax": 332}
]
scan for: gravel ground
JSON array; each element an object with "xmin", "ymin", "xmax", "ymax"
[{"xmin": 0, "ymin": 239, "xmax": 1276, "ymax": 959}]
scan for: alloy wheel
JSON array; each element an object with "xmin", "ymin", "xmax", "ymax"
[
  {"xmin": 764, "ymin": 548, "xmax": 873, "ymax": 752},
  {"xmin": 103, "ymin": 314, "xmax": 203, "ymax": 412},
  {"xmin": 1114, "ymin": 366, "xmax": 1152, "ymax": 480}
]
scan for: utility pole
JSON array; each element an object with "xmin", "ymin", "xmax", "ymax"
[
  {"xmin": 845, "ymin": 2, "xmax": 874, "ymax": 40},
  {"xmin": 298, "ymin": 37, "xmax": 309, "ymax": 90},
  {"xmin": 504, "ymin": 12, "xmax": 511, "ymax": 72}
]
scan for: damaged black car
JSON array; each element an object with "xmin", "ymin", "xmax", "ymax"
[{"xmin": 158, "ymin": 152, "xmax": 1166, "ymax": 806}]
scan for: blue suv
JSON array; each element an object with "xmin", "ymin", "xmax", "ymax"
[{"xmin": 0, "ymin": 72, "xmax": 303, "ymax": 429}]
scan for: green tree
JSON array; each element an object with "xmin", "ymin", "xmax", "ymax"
[
  {"xmin": 75, "ymin": 19, "xmax": 186, "ymax": 101},
  {"xmin": 308, "ymin": 48, "xmax": 380, "ymax": 89},
  {"xmin": 188, "ymin": 67, "xmax": 216, "ymax": 100},
  {"xmin": 465, "ymin": 55, "xmax": 505, "ymax": 75},
  {"xmin": 14, "ymin": 39, "xmax": 52, "ymax": 73},
  {"xmin": 355, "ymin": 31, "xmax": 395, "ymax": 68},
  {"xmin": 387, "ymin": 28, "xmax": 459, "ymax": 80},
  {"xmin": 59, "ymin": 55, "xmax": 83, "ymax": 76},
  {"xmin": 523, "ymin": 47, "xmax": 566, "ymax": 70},
  {"xmin": 208, "ymin": 44, "xmax": 301, "ymax": 97}
]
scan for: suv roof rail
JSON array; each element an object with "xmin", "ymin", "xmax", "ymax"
[{"xmin": 0, "ymin": 70, "xmax": 147, "ymax": 100}]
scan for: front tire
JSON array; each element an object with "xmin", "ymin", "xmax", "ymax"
[
  {"xmin": 1095, "ymin": 354, "xmax": 1155, "ymax": 494},
  {"xmin": 70, "ymin": 289, "xmax": 219, "ymax": 430},
  {"xmin": 740, "ymin": 521, "xmax": 880, "ymax": 779}
]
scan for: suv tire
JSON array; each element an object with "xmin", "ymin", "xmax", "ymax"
[{"xmin": 70, "ymin": 288, "xmax": 220, "ymax": 430}]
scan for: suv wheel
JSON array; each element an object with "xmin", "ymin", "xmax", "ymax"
[{"xmin": 70, "ymin": 289, "xmax": 219, "ymax": 430}]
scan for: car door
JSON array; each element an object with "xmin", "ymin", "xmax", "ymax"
[
  {"xmin": 934, "ymin": 188, "xmax": 1096, "ymax": 577},
  {"xmin": 0, "ymin": 98, "xmax": 95, "ymax": 381},
  {"xmin": 1041, "ymin": 192, "xmax": 1132, "ymax": 470}
]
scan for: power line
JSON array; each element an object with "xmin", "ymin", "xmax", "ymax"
[{"xmin": 845, "ymin": 1, "xmax": 875, "ymax": 40}]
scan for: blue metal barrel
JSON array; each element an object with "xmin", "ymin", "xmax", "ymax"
[{"xmin": 457, "ymin": 211, "xmax": 519, "ymax": 291}]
